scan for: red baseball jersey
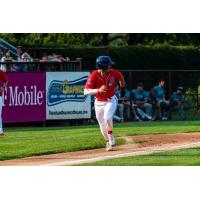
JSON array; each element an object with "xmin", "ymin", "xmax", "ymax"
[
  {"xmin": 0, "ymin": 70, "xmax": 8, "ymax": 96},
  {"xmin": 85, "ymin": 69, "xmax": 123, "ymax": 101}
]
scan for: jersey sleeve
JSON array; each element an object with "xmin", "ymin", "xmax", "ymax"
[
  {"xmin": 84, "ymin": 72, "xmax": 96, "ymax": 89},
  {"xmin": 0, "ymin": 71, "xmax": 8, "ymax": 83},
  {"xmin": 114, "ymin": 70, "xmax": 123, "ymax": 81}
]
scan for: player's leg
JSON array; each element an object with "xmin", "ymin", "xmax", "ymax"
[
  {"xmin": 118, "ymin": 103, "xmax": 124, "ymax": 122},
  {"xmin": 113, "ymin": 104, "xmax": 122, "ymax": 122},
  {"xmin": 94, "ymin": 101, "xmax": 108, "ymax": 141},
  {"xmin": 161, "ymin": 100, "xmax": 170, "ymax": 120},
  {"xmin": 0, "ymin": 96, "xmax": 4, "ymax": 136},
  {"xmin": 143, "ymin": 103, "xmax": 152, "ymax": 116},
  {"xmin": 140, "ymin": 103, "xmax": 153, "ymax": 120},
  {"xmin": 176, "ymin": 104, "xmax": 186, "ymax": 120},
  {"xmin": 104, "ymin": 96, "xmax": 118, "ymax": 146},
  {"xmin": 156, "ymin": 101, "xmax": 162, "ymax": 120},
  {"xmin": 131, "ymin": 104, "xmax": 140, "ymax": 121},
  {"xmin": 125, "ymin": 103, "xmax": 131, "ymax": 121}
]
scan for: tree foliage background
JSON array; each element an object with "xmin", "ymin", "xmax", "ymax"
[{"xmin": 1, "ymin": 33, "xmax": 200, "ymax": 47}]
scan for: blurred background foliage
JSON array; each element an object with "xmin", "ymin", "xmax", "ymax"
[{"xmin": 1, "ymin": 33, "xmax": 200, "ymax": 47}]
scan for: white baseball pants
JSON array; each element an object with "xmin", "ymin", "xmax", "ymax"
[
  {"xmin": 0, "ymin": 96, "xmax": 3, "ymax": 133},
  {"xmin": 95, "ymin": 95, "xmax": 118, "ymax": 141}
]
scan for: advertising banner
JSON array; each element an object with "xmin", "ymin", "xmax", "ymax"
[
  {"xmin": 46, "ymin": 72, "xmax": 91, "ymax": 120},
  {"xmin": 2, "ymin": 73, "xmax": 46, "ymax": 123}
]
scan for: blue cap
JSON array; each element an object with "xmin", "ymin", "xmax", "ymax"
[{"xmin": 96, "ymin": 56, "xmax": 115, "ymax": 69}]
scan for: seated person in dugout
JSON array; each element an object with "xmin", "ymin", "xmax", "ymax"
[
  {"xmin": 151, "ymin": 79, "xmax": 170, "ymax": 120},
  {"xmin": 114, "ymin": 86, "xmax": 131, "ymax": 122},
  {"xmin": 145, "ymin": 90, "xmax": 159, "ymax": 119},
  {"xmin": 169, "ymin": 86, "xmax": 186, "ymax": 121},
  {"xmin": 131, "ymin": 82, "xmax": 153, "ymax": 121}
]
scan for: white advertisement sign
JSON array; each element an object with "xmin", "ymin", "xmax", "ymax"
[{"xmin": 46, "ymin": 72, "xmax": 91, "ymax": 120}]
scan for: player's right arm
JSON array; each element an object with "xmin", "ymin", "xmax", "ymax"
[
  {"xmin": 0, "ymin": 71, "xmax": 8, "ymax": 93},
  {"xmin": 84, "ymin": 86, "xmax": 106, "ymax": 96},
  {"xmin": 84, "ymin": 72, "xmax": 106, "ymax": 96}
]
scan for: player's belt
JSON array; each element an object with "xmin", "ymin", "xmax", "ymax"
[
  {"xmin": 96, "ymin": 98, "xmax": 111, "ymax": 102},
  {"xmin": 96, "ymin": 95, "xmax": 117, "ymax": 102}
]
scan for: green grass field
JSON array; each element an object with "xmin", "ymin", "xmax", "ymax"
[
  {"xmin": 79, "ymin": 147, "xmax": 200, "ymax": 166},
  {"xmin": 0, "ymin": 121, "xmax": 200, "ymax": 161}
]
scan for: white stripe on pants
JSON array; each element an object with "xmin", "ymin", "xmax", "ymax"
[
  {"xmin": 0, "ymin": 96, "xmax": 3, "ymax": 133},
  {"xmin": 95, "ymin": 96, "xmax": 118, "ymax": 140}
]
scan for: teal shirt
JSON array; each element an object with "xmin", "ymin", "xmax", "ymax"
[
  {"xmin": 145, "ymin": 91, "xmax": 152, "ymax": 100},
  {"xmin": 170, "ymin": 92, "xmax": 185, "ymax": 102},
  {"xmin": 132, "ymin": 89, "xmax": 148, "ymax": 102},
  {"xmin": 154, "ymin": 85, "xmax": 165, "ymax": 100}
]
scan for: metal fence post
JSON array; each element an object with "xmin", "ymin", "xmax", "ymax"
[
  {"xmin": 196, "ymin": 87, "xmax": 199, "ymax": 111},
  {"xmin": 168, "ymin": 71, "xmax": 172, "ymax": 96},
  {"xmin": 128, "ymin": 71, "xmax": 132, "ymax": 88}
]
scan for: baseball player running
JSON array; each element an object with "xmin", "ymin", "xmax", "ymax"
[
  {"xmin": 0, "ymin": 70, "xmax": 8, "ymax": 136},
  {"xmin": 84, "ymin": 56, "xmax": 125, "ymax": 151}
]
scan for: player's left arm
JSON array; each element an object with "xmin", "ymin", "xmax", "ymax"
[{"xmin": 118, "ymin": 75, "xmax": 126, "ymax": 98}]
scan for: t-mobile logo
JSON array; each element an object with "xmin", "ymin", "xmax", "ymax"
[{"xmin": 3, "ymin": 86, "xmax": 44, "ymax": 106}]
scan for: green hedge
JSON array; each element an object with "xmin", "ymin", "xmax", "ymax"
[{"xmin": 25, "ymin": 45, "xmax": 200, "ymax": 70}]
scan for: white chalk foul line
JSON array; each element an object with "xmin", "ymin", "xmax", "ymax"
[{"xmin": 44, "ymin": 141, "xmax": 200, "ymax": 166}]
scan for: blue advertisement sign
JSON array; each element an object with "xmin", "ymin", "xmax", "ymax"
[{"xmin": 46, "ymin": 72, "xmax": 91, "ymax": 119}]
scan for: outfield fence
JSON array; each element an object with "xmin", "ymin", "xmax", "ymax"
[
  {"xmin": 0, "ymin": 60, "xmax": 82, "ymax": 72},
  {"xmin": 3, "ymin": 72, "xmax": 90, "ymax": 124},
  {"xmin": 1, "ymin": 61, "xmax": 200, "ymax": 122}
]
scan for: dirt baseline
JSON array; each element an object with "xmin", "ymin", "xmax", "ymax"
[{"xmin": 1, "ymin": 132, "xmax": 200, "ymax": 166}]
